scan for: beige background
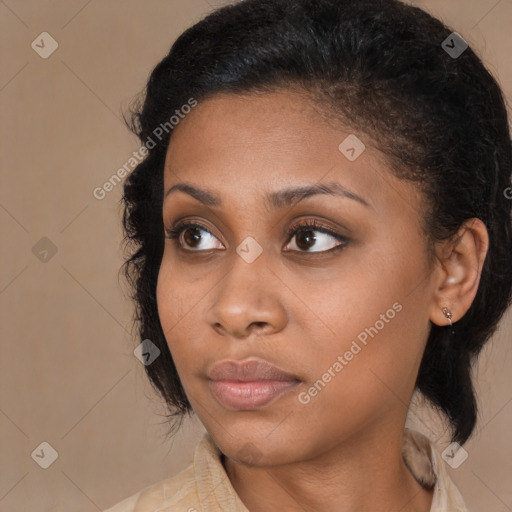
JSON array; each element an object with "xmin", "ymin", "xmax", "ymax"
[{"xmin": 0, "ymin": 0, "xmax": 511, "ymax": 510}]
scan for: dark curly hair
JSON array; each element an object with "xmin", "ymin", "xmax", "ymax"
[{"xmin": 121, "ymin": 0, "xmax": 512, "ymax": 445}]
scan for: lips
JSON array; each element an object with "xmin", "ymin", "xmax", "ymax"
[{"xmin": 208, "ymin": 359, "xmax": 301, "ymax": 410}]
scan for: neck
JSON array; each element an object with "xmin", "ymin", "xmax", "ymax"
[{"xmin": 222, "ymin": 425, "xmax": 434, "ymax": 512}]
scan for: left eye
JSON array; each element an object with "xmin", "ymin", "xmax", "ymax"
[{"xmin": 284, "ymin": 225, "xmax": 348, "ymax": 253}]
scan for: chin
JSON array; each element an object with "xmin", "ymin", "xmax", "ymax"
[{"xmin": 207, "ymin": 423, "xmax": 309, "ymax": 468}]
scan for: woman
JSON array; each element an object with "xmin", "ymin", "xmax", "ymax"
[{"xmin": 105, "ymin": 0, "xmax": 512, "ymax": 510}]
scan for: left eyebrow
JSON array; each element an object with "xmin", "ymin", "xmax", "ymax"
[
  {"xmin": 163, "ymin": 181, "xmax": 371, "ymax": 210},
  {"xmin": 267, "ymin": 182, "xmax": 371, "ymax": 209}
]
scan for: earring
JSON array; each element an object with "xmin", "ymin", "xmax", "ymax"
[
  {"xmin": 442, "ymin": 307, "xmax": 452, "ymax": 326},
  {"xmin": 442, "ymin": 307, "xmax": 455, "ymax": 334}
]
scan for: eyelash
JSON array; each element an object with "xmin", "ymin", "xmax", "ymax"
[{"xmin": 164, "ymin": 219, "xmax": 349, "ymax": 253}]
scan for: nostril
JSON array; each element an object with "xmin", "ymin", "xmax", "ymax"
[{"xmin": 250, "ymin": 321, "xmax": 270, "ymax": 332}]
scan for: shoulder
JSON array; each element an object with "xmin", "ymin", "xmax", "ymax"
[
  {"xmin": 103, "ymin": 432, "xmax": 248, "ymax": 512},
  {"xmin": 103, "ymin": 462, "xmax": 199, "ymax": 512},
  {"xmin": 103, "ymin": 433, "xmax": 212, "ymax": 512}
]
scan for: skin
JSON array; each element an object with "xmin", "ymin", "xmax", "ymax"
[{"xmin": 156, "ymin": 90, "xmax": 489, "ymax": 512}]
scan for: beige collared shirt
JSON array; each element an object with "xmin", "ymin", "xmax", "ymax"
[{"xmin": 104, "ymin": 429, "xmax": 469, "ymax": 512}]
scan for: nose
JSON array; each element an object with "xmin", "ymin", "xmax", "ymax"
[{"xmin": 205, "ymin": 249, "xmax": 288, "ymax": 339}]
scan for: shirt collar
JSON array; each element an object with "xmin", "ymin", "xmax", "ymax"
[{"xmin": 403, "ymin": 429, "xmax": 469, "ymax": 511}]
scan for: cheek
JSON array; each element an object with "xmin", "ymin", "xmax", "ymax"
[
  {"xmin": 294, "ymin": 243, "xmax": 425, "ymax": 347},
  {"xmin": 156, "ymin": 257, "xmax": 218, "ymax": 385},
  {"xmin": 156, "ymin": 266, "xmax": 180, "ymax": 334},
  {"xmin": 156, "ymin": 261, "xmax": 198, "ymax": 353},
  {"xmin": 293, "ymin": 303, "xmax": 427, "ymax": 451},
  {"xmin": 300, "ymin": 239, "xmax": 431, "ymax": 395}
]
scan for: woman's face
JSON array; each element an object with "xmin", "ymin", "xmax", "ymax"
[{"xmin": 157, "ymin": 90, "xmax": 438, "ymax": 465}]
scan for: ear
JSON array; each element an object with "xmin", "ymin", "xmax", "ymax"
[{"xmin": 429, "ymin": 218, "xmax": 489, "ymax": 326}]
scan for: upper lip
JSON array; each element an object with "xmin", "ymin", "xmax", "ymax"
[{"xmin": 208, "ymin": 359, "xmax": 300, "ymax": 382}]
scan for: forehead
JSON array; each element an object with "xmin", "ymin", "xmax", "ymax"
[
  {"xmin": 163, "ymin": 90, "xmax": 419, "ymax": 216},
  {"xmin": 166, "ymin": 90, "xmax": 338, "ymax": 170}
]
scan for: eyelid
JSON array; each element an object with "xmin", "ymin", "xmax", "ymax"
[
  {"xmin": 283, "ymin": 219, "xmax": 349, "ymax": 252},
  {"xmin": 285, "ymin": 219, "xmax": 345, "ymax": 241}
]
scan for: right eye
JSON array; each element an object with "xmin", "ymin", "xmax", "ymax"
[{"xmin": 164, "ymin": 222, "xmax": 225, "ymax": 251}]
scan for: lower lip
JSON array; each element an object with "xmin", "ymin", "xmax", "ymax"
[{"xmin": 209, "ymin": 380, "xmax": 300, "ymax": 410}]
